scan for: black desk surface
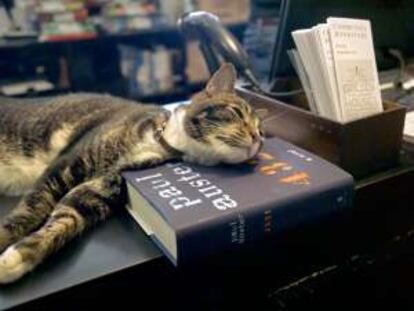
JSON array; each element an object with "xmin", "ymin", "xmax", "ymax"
[
  {"xmin": 1, "ymin": 162, "xmax": 414, "ymax": 310},
  {"xmin": 0, "ymin": 196, "xmax": 161, "ymax": 310}
]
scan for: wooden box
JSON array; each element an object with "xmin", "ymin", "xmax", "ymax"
[{"xmin": 237, "ymin": 87, "xmax": 406, "ymax": 179}]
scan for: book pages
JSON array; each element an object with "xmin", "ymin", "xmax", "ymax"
[
  {"xmin": 327, "ymin": 17, "xmax": 383, "ymax": 122},
  {"xmin": 306, "ymin": 27, "xmax": 341, "ymax": 120},
  {"xmin": 290, "ymin": 17, "xmax": 383, "ymax": 123},
  {"xmin": 292, "ymin": 28, "xmax": 341, "ymax": 121},
  {"xmin": 292, "ymin": 30, "xmax": 329, "ymax": 116},
  {"xmin": 287, "ymin": 49, "xmax": 318, "ymax": 114},
  {"xmin": 403, "ymin": 111, "xmax": 414, "ymax": 144},
  {"xmin": 312, "ymin": 24, "xmax": 342, "ymax": 121}
]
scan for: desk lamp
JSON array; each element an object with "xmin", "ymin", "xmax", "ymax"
[{"xmin": 178, "ymin": 11, "xmax": 302, "ymax": 97}]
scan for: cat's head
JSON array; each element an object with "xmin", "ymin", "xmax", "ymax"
[{"xmin": 166, "ymin": 63, "xmax": 264, "ymax": 166}]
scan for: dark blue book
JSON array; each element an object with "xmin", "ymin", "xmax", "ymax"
[{"xmin": 122, "ymin": 137, "xmax": 354, "ymax": 265}]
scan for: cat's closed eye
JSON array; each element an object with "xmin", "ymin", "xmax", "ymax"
[
  {"xmin": 227, "ymin": 106, "xmax": 244, "ymax": 119},
  {"xmin": 199, "ymin": 106, "xmax": 234, "ymax": 122}
]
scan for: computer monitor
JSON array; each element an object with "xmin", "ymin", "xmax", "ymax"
[{"xmin": 269, "ymin": 0, "xmax": 414, "ymax": 87}]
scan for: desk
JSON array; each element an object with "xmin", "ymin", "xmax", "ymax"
[
  {"xmin": 0, "ymin": 194, "xmax": 335, "ymax": 311},
  {"xmin": 1, "ymin": 161, "xmax": 414, "ymax": 310}
]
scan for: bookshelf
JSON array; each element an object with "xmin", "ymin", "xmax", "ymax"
[{"xmin": 0, "ymin": 23, "xmax": 246, "ymax": 103}]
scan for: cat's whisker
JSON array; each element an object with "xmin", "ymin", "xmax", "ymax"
[{"xmin": 262, "ymin": 111, "xmax": 289, "ymax": 124}]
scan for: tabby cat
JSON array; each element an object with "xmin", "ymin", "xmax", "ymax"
[{"xmin": 0, "ymin": 63, "xmax": 263, "ymax": 284}]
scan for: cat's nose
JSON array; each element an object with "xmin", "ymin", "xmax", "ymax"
[{"xmin": 250, "ymin": 131, "xmax": 260, "ymax": 143}]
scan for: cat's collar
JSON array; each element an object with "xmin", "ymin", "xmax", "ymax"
[{"xmin": 154, "ymin": 113, "xmax": 184, "ymax": 158}]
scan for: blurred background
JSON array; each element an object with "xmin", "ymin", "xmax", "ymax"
[{"xmin": 0, "ymin": 0, "xmax": 282, "ymax": 104}]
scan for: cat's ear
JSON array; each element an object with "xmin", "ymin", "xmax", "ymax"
[{"xmin": 205, "ymin": 63, "xmax": 237, "ymax": 94}]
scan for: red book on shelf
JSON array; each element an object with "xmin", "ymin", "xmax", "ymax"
[{"xmin": 39, "ymin": 32, "xmax": 97, "ymax": 42}]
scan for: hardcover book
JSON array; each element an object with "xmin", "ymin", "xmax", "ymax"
[{"xmin": 123, "ymin": 137, "xmax": 354, "ymax": 265}]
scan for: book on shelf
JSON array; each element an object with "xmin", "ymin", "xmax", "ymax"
[
  {"xmin": 38, "ymin": 9, "xmax": 89, "ymax": 23},
  {"xmin": 118, "ymin": 44, "xmax": 177, "ymax": 97},
  {"xmin": 195, "ymin": 0, "xmax": 250, "ymax": 24},
  {"xmin": 0, "ymin": 79, "xmax": 55, "ymax": 96},
  {"xmin": 0, "ymin": 5, "xmax": 12, "ymax": 36},
  {"xmin": 123, "ymin": 137, "xmax": 354, "ymax": 266},
  {"xmin": 36, "ymin": 1, "xmax": 85, "ymax": 14},
  {"xmin": 185, "ymin": 41, "xmax": 210, "ymax": 84},
  {"xmin": 39, "ymin": 21, "xmax": 97, "ymax": 42},
  {"xmin": 290, "ymin": 17, "xmax": 383, "ymax": 123},
  {"xmin": 101, "ymin": 1, "xmax": 168, "ymax": 34}
]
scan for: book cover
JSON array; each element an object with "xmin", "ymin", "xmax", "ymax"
[{"xmin": 123, "ymin": 137, "xmax": 354, "ymax": 265}]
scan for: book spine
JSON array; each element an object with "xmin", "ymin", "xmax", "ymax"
[{"xmin": 176, "ymin": 177, "xmax": 353, "ymax": 265}]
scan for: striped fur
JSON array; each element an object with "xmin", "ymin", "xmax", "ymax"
[{"xmin": 0, "ymin": 63, "xmax": 264, "ymax": 283}]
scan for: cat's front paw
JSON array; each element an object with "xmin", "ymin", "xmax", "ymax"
[{"xmin": 0, "ymin": 247, "xmax": 32, "ymax": 284}]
